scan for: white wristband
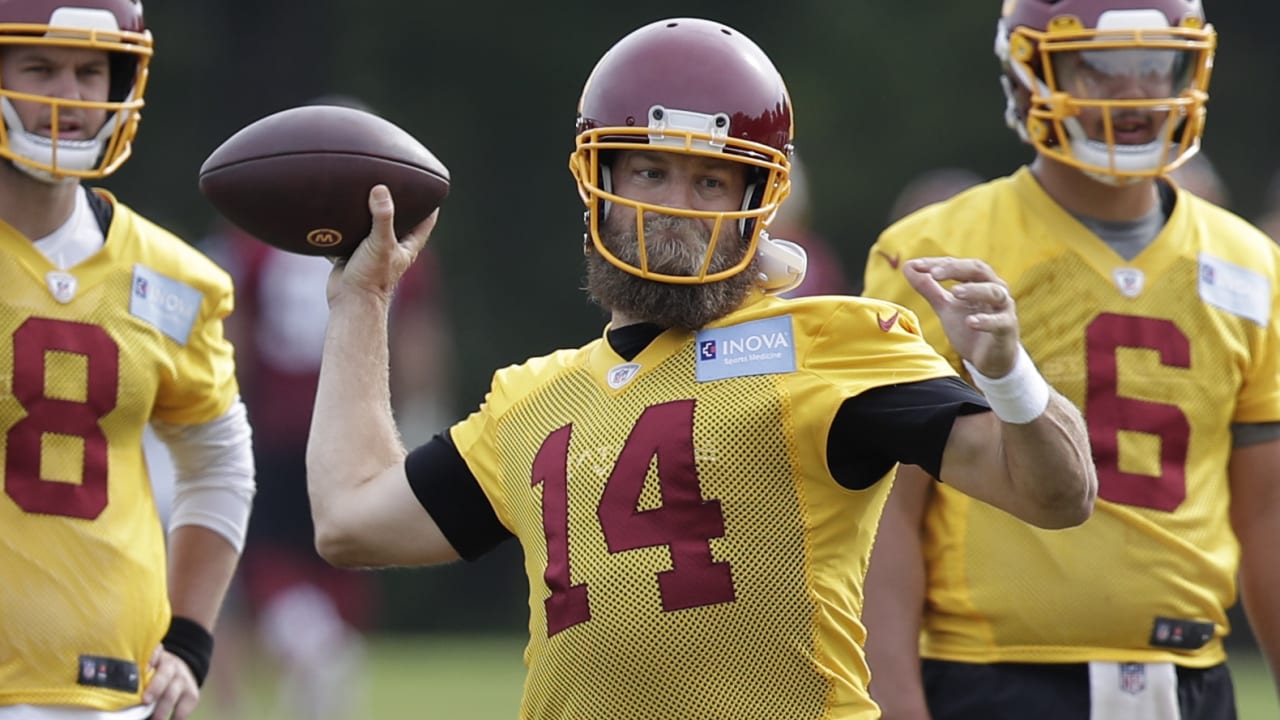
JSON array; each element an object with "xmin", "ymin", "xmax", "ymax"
[{"xmin": 962, "ymin": 345, "xmax": 1051, "ymax": 424}]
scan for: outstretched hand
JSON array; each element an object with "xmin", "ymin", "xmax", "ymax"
[
  {"xmin": 903, "ymin": 256, "xmax": 1020, "ymax": 379},
  {"xmin": 327, "ymin": 184, "xmax": 438, "ymax": 305}
]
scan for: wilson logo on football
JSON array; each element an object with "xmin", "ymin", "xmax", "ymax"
[{"xmin": 306, "ymin": 228, "xmax": 344, "ymax": 247}]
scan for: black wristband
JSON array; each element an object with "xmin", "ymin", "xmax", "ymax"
[{"xmin": 161, "ymin": 615, "xmax": 214, "ymax": 687}]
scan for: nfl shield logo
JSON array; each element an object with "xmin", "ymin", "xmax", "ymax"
[
  {"xmin": 1119, "ymin": 663, "xmax": 1146, "ymax": 695},
  {"xmin": 1112, "ymin": 268, "xmax": 1145, "ymax": 298},
  {"xmin": 46, "ymin": 271, "xmax": 78, "ymax": 304},
  {"xmin": 606, "ymin": 363, "xmax": 641, "ymax": 389}
]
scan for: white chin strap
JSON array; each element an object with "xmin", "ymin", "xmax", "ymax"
[
  {"xmin": 756, "ymin": 232, "xmax": 807, "ymax": 295},
  {"xmin": 1062, "ymin": 115, "xmax": 1179, "ymax": 186},
  {"xmin": 1, "ymin": 97, "xmax": 118, "ymax": 183}
]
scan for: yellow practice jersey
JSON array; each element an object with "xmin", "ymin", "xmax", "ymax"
[
  {"xmin": 450, "ymin": 294, "xmax": 957, "ymax": 720},
  {"xmin": 864, "ymin": 167, "xmax": 1280, "ymax": 666},
  {"xmin": 0, "ymin": 190, "xmax": 239, "ymax": 708}
]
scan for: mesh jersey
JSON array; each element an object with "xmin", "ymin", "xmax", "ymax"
[
  {"xmin": 450, "ymin": 293, "xmax": 957, "ymax": 720},
  {"xmin": 864, "ymin": 167, "xmax": 1280, "ymax": 666},
  {"xmin": 0, "ymin": 190, "xmax": 239, "ymax": 708}
]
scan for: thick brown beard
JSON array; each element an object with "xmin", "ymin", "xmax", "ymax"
[{"xmin": 584, "ymin": 212, "xmax": 758, "ymax": 331}]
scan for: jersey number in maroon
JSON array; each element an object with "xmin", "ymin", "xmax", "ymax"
[
  {"xmin": 6, "ymin": 317, "xmax": 119, "ymax": 519},
  {"xmin": 533, "ymin": 399, "xmax": 734, "ymax": 636},
  {"xmin": 1085, "ymin": 313, "xmax": 1190, "ymax": 512}
]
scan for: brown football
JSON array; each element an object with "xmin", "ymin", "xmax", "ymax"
[{"xmin": 198, "ymin": 105, "xmax": 450, "ymax": 257}]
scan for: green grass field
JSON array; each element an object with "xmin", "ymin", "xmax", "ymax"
[
  {"xmin": 197, "ymin": 634, "xmax": 1277, "ymax": 719},
  {"xmin": 1232, "ymin": 654, "xmax": 1280, "ymax": 720}
]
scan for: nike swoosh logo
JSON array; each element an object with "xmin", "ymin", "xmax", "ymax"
[
  {"xmin": 877, "ymin": 250, "xmax": 901, "ymax": 269},
  {"xmin": 877, "ymin": 310, "xmax": 900, "ymax": 332}
]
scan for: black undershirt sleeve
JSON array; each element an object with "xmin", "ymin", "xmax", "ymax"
[
  {"xmin": 827, "ymin": 375, "xmax": 991, "ymax": 490},
  {"xmin": 405, "ymin": 434, "xmax": 513, "ymax": 561}
]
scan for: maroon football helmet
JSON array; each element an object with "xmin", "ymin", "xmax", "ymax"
[
  {"xmin": 569, "ymin": 18, "xmax": 803, "ymax": 290},
  {"xmin": 0, "ymin": 0, "xmax": 152, "ymax": 180},
  {"xmin": 995, "ymin": 0, "xmax": 1215, "ymax": 184}
]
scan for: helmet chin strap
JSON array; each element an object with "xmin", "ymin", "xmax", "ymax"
[
  {"xmin": 0, "ymin": 98, "xmax": 118, "ymax": 183},
  {"xmin": 1081, "ymin": 168, "xmax": 1148, "ymax": 188},
  {"xmin": 756, "ymin": 231, "xmax": 807, "ymax": 295},
  {"xmin": 1062, "ymin": 115, "xmax": 1180, "ymax": 185},
  {"xmin": 739, "ymin": 183, "xmax": 807, "ymax": 294}
]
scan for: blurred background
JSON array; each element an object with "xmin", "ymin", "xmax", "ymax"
[{"xmin": 113, "ymin": 1, "xmax": 1280, "ymax": 717}]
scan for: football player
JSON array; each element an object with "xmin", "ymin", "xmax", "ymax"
[
  {"xmin": 862, "ymin": 1, "xmax": 1280, "ymax": 718},
  {"xmin": 0, "ymin": 2, "xmax": 255, "ymax": 719},
  {"xmin": 305, "ymin": 17, "xmax": 1096, "ymax": 720}
]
